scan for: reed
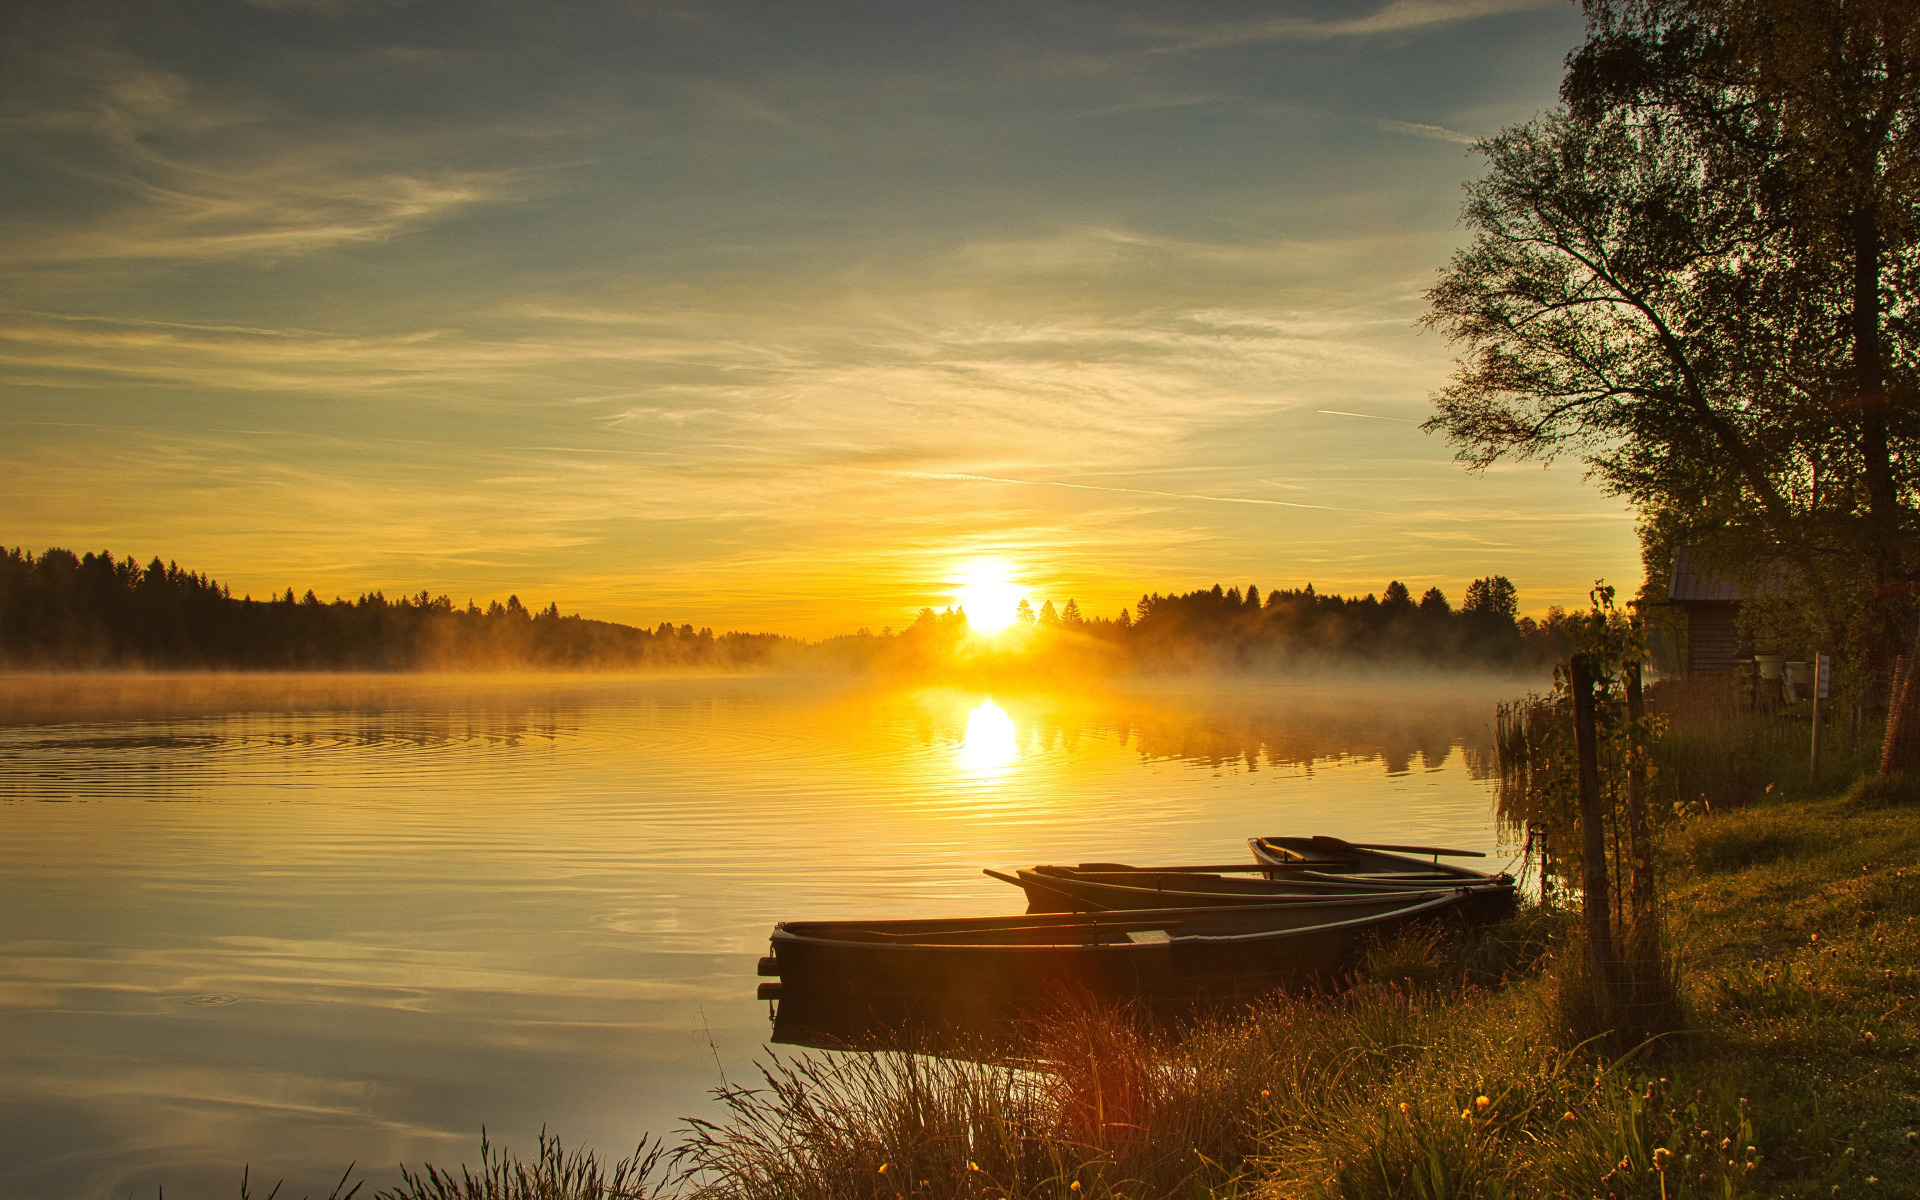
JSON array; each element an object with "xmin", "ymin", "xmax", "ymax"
[{"xmin": 377, "ymin": 1129, "xmax": 665, "ymax": 1200}]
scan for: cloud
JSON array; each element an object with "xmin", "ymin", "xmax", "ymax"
[
  {"xmin": 0, "ymin": 36, "xmax": 528, "ymax": 269},
  {"xmin": 1135, "ymin": 0, "xmax": 1560, "ymax": 51},
  {"xmin": 1374, "ymin": 118, "xmax": 1481, "ymax": 145},
  {"xmin": 873, "ymin": 469, "xmax": 1368, "ymax": 513}
]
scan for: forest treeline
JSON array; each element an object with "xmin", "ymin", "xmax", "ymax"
[
  {"xmin": 829, "ymin": 575, "xmax": 1580, "ymax": 675},
  {"xmin": 0, "ymin": 546, "xmax": 1575, "ymax": 673},
  {"xmin": 0, "ymin": 547, "xmax": 790, "ymax": 670}
]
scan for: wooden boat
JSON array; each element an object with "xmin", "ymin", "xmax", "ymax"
[
  {"xmin": 758, "ymin": 890, "xmax": 1464, "ymax": 1044},
  {"xmin": 997, "ymin": 863, "xmax": 1515, "ymax": 924},
  {"xmin": 1248, "ymin": 835, "xmax": 1505, "ymax": 885}
]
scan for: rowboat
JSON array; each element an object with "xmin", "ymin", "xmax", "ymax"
[
  {"xmin": 996, "ymin": 863, "xmax": 1515, "ymax": 924},
  {"xmin": 1248, "ymin": 835, "xmax": 1505, "ymax": 885},
  {"xmin": 758, "ymin": 890, "xmax": 1464, "ymax": 1045}
]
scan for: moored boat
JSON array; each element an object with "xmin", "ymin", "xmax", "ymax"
[
  {"xmin": 999, "ymin": 863, "xmax": 1515, "ymax": 923},
  {"xmin": 1248, "ymin": 834, "xmax": 1505, "ymax": 885},
  {"xmin": 759, "ymin": 890, "xmax": 1465, "ymax": 1044}
]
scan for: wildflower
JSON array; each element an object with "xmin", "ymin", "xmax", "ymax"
[
  {"xmin": 1652, "ymin": 1148, "xmax": 1672, "ymax": 1170},
  {"xmin": 1561, "ymin": 1112, "xmax": 1576, "ymax": 1122},
  {"xmin": 879, "ymin": 1164, "xmax": 888, "ymax": 1175},
  {"xmin": 1869, "ymin": 1176, "xmax": 1880, "ymax": 1186},
  {"xmin": 1720, "ymin": 1138, "xmax": 1732, "ymax": 1152},
  {"xmin": 1261, "ymin": 1089, "xmax": 1270, "ymax": 1098},
  {"xmin": 1461, "ymin": 1108, "xmax": 1472, "ymax": 1121},
  {"xmin": 1071, "ymin": 1182, "xmax": 1081, "ymax": 1192},
  {"xmin": 1399, "ymin": 1102, "xmax": 1409, "ymax": 1114},
  {"xmin": 970, "ymin": 1162, "xmax": 980, "ymax": 1172},
  {"xmin": 1475, "ymin": 1096, "xmax": 1490, "ymax": 1111}
]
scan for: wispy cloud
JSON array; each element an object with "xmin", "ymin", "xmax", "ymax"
[
  {"xmin": 0, "ymin": 39, "xmax": 530, "ymax": 268},
  {"xmin": 1134, "ymin": 0, "xmax": 1561, "ymax": 52},
  {"xmin": 1373, "ymin": 118, "xmax": 1480, "ymax": 145},
  {"xmin": 875, "ymin": 469, "xmax": 1360, "ymax": 512},
  {"xmin": 1318, "ymin": 409, "xmax": 1419, "ymax": 423}
]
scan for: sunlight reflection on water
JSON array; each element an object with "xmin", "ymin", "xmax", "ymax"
[
  {"xmin": 0, "ymin": 672, "xmax": 1534, "ymax": 1199},
  {"xmin": 959, "ymin": 699, "xmax": 1020, "ymax": 778}
]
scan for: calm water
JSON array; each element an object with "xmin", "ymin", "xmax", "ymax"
[{"xmin": 0, "ymin": 673, "xmax": 1528, "ymax": 1198}]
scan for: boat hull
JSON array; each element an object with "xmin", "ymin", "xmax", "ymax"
[
  {"xmin": 1015, "ymin": 866, "xmax": 1516, "ymax": 923},
  {"xmin": 764, "ymin": 892, "xmax": 1463, "ymax": 1047}
]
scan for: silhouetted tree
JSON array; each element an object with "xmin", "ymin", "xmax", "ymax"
[{"xmin": 1463, "ymin": 576, "xmax": 1520, "ymax": 624}]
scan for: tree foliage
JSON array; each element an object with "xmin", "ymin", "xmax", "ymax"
[{"xmin": 1426, "ymin": 0, "xmax": 1920, "ymax": 660}]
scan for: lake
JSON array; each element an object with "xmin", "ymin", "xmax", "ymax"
[{"xmin": 0, "ymin": 672, "xmax": 1531, "ymax": 1198}]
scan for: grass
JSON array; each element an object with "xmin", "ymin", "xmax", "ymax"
[{"xmin": 248, "ymin": 693, "xmax": 1920, "ymax": 1200}]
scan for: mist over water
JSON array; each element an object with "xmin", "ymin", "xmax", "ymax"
[{"xmin": 0, "ymin": 672, "xmax": 1535, "ymax": 1198}]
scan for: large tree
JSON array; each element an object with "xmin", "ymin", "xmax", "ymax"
[{"xmin": 1425, "ymin": 0, "xmax": 1920, "ymax": 660}]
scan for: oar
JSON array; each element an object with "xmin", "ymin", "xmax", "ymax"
[
  {"xmin": 983, "ymin": 868, "xmax": 1112, "ymax": 911},
  {"xmin": 1343, "ymin": 841, "xmax": 1487, "ymax": 858},
  {"xmin": 1281, "ymin": 836, "xmax": 1488, "ymax": 859},
  {"xmin": 1064, "ymin": 862, "xmax": 1275, "ymax": 874}
]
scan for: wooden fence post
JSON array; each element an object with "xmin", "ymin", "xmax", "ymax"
[
  {"xmin": 1571, "ymin": 653, "xmax": 1616, "ymax": 1025},
  {"xmin": 1623, "ymin": 660, "xmax": 1653, "ymax": 931}
]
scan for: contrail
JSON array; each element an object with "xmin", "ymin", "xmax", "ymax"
[
  {"xmin": 879, "ymin": 469, "xmax": 1343, "ymax": 511},
  {"xmin": 1318, "ymin": 409, "xmax": 1417, "ymax": 423}
]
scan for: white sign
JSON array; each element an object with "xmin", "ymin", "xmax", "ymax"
[{"xmin": 1816, "ymin": 653, "xmax": 1832, "ymax": 700}]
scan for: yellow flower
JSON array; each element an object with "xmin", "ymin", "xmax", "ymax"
[
  {"xmin": 1399, "ymin": 1102, "xmax": 1409, "ymax": 1114},
  {"xmin": 1475, "ymin": 1096, "xmax": 1490, "ymax": 1111},
  {"xmin": 1260, "ymin": 1089, "xmax": 1270, "ymax": 1098},
  {"xmin": 970, "ymin": 1163, "xmax": 980, "ymax": 1172},
  {"xmin": 1071, "ymin": 1182, "xmax": 1082, "ymax": 1192},
  {"xmin": 1461, "ymin": 1109, "xmax": 1472, "ymax": 1121},
  {"xmin": 879, "ymin": 1164, "xmax": 889, "ymax": 1175},
  {"xmin": 1561, "ymin": 1112, "xmax": 1576, "ymax": 1122},
  {"xmin": 1652, "ymin": 1147, "xmax": 1672, "ymax": 1170}
]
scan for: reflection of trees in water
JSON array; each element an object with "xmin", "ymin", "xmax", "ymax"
[
  {"xmin": 911, "ymin": 689, "xmax": 1500, "ymax": 780},
  {"xmin": 0, "ymin": 678, "xmax": 601, "ymax": 801}
]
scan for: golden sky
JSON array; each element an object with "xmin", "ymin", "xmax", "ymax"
[{"xmin": 0, "ymin": 0, "xmax": 1641, "ymax": 637}]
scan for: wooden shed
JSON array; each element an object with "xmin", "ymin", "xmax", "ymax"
[{"xmin": 1668, "ymin": 546, "xmax": 1743, "ymax": 675}]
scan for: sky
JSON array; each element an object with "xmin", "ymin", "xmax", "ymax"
[{"xmin": 0, "ymin": 0, "xmax": 1643, "ymax": 637}]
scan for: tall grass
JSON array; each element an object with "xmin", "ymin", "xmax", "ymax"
[
  {"xmin": 378, "ymin": 1130, "xmax": 665, "ymax": 1200},
  {"xmin": 1646, "ymin": 676, "xmax": 1872, "ymax": 810}
]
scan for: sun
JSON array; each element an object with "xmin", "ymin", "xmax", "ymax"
[{"xmin": 953, "ymin": 558, "xmax": 1024, "ymax": 634}]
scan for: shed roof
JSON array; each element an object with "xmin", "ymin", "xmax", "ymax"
[{"xmin": 1669, "ymin": 545, "xmax": 1792, "ymax": 603}]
